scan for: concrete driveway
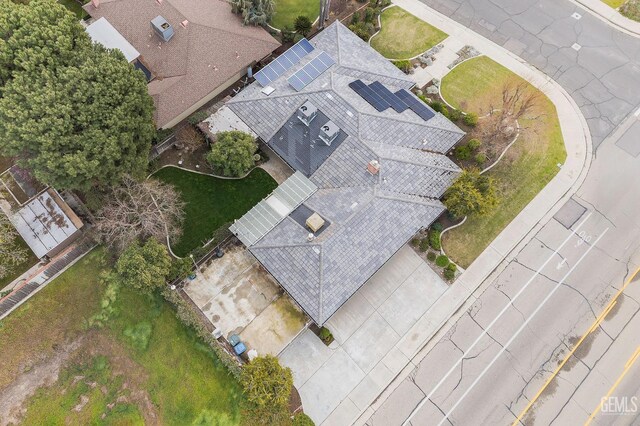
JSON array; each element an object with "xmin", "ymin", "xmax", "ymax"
[
  {"xmin": 279, "ymin": 245, "xmax": 448, "ymax": 424},
  {"xmin": 184, "ymin": 243, "xmax": 307, "ymax": 355}
]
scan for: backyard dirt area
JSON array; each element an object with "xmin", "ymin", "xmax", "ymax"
[{"xmin": 184, "ymin": 243, "xmax": 307, "ymax": 355}]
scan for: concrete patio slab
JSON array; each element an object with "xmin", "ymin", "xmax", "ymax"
[{"xmin": 184, "ymin": 244, "xmax": 305, "ymax": 355}]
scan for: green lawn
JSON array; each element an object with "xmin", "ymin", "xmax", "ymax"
[
  {"xmin": 602, "ymin": 0, "xmax": 626, "ymax": 8},
  {"xmin": 440, "ymin": 56, "xmax": 567, "ymax": 268},
  {"xmin": 2, "ymin": 248, "xmax": 244, "ymax": 424},
  {"xmin": 0, "ymin": 234, "xmax": 38, "ymax": 290},
  {"xmin": 370, "ymin": 6, "xmax": 448, "ymax": 60},
  {"xmin": 270, "ymin": 0, "xmax": 320, "ymax": 30},
  {"xmin": 152, "ymin": 166, "xmax": 278, "ymax": 257}
]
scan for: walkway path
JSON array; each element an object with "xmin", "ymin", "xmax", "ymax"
[
  {"xmin": 572, "ymin": 0, "xmax": 640, "ymax": 36},
  {"xmin": 0, "ymin": 238, "xmax": 95, "ymax": 320}
]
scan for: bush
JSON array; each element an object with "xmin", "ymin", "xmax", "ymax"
[
  {"xmin": 428, "ymin": 230, "xmax": 441, "ymax": 250},
  {"xmin": 153, "ymin": 128, "xmax": 174, "ymax": 145},
  {"xmin": 241, "ymin": 355, "xmax": 293, "ymax": 408},
  {"xmin": 349, "ymin": 22, "xmax": 373, "ymax": 41},
  {"xmin": 429, "ymin": 100, "xmax": 445, "ymax": 112},
  {"xmin": 444, "ymin": 169, "xmax": 499, "ymax": 218},
  {"xmin": 319, "ymin": 326, "xmax": 334, "ymax": 345},
  {"xmin": 207, "ymin": 130, "xmax": 257, "ymax": 177},
  {"xmin": 454, "ymin": 144, "xmax": 472, "ymax": 160},
  {"xmin": 294, "ymin": 15, "xmax": 312, "ymax": 36},
  {"xmin": 449, "ymin": 109, "xmax": 462, "ymax": 122},
  {"xmin": 364, "ymin": 6, "xmax": 378, "ymax": 23},
  {"xmin": 475, "ymin": 152, "xmax": 488, "ymax": 165},
  {"xmin": 281, "ymin": 25, "xmax": 296, "ymax": 43},
  {"xmin": 467, "ymin": 138, "xmax": 481, "ymax": 151},
  {"xmin": 188, "ymin": 110, "xmax": 209, "ymax": 125},
  {"xmin": 431, "ymin": 222, "xmax": 443, "ymax": 232},
  {"xmin": 411, "ymin": 237, "xmax": 420, "ymax": 247},
  {"xmin": 427, "ymin": 251, "xmax": 437, "ymax": 262},
  {"xmin": 443, "ymin": 268, "xmax": 455, "ymax": 280},
  {"xmin": 393, "ymin": 60, "xmax": 412, "ymax": 74},
  {"xmin": 463, "ymin": 112, "xmax": 479, "ymax": 127},
  {"xmin": 419, "ymin": 238, "xmax": 430, "ymax": 252},
  {"xmin": 440, "ymin": 105, "xmax": 450, "ymax": 119},
  {"xmin": 435, "ymin": 255, "xmax": 450, "ymax": 268},
  {"xmin": 445, "ymin": 262, "xmax": 457, "ymax": 273},
  {"xmin": 293, "ymin": 413, "xmax": 316, "ymax": 426},
  {"xmin": 350, "ymin": 11, "xmax": 360, "ymax": 24}
]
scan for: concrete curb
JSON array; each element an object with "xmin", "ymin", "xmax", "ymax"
[
  {"xmin": 570, "ymin": 0, "xmax": 640, "ymax": 37},
  {"xmin": 344, "ymin": 0, "xmax": 593, "ymax": 424}
]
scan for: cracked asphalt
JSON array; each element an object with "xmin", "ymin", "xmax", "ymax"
[
  {"xmin": 422, "ymin": 0, "xmax": 640, "ymax": 148},
  {"xmin": 363, "ymin": 1, "xmax": 640, "ymax": 424}
]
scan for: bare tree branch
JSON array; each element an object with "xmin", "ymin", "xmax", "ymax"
[
  {"xmin": 0, "ymin": 212, "xmax": 28, "ymax": 279},
  {"xmin": 94, "ymin": 176, "xmax": 185, "ymax": 254}
]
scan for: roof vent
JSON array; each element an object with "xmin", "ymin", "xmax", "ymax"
[
  {"xmin": 180, "ymin": 20, "xmax": 189, "ymax": 28},
  {"xmin": 297, "ymin": 101, "xmax": 317, "ymax": 126},
  {"xmin": 319, "ymin": 120, "xmax": 339, "ymax": 146},
  {"xmin": 367, "ymin": 160, "xmax": 380, "ymax": 175},
  {"xmin": 261, "ymin": 86, "xmax": 275, "ymax": 96},
  {"xmin": 91, "ymin": 0, "xmax": 100, "ymax": 8},
  {"xmin": 307, "ymin": 233, "xmax": 315, "ymax": 242},
  {"xmin": 151, "ymin": 16, "xmax": 174, "ymax": 42}
]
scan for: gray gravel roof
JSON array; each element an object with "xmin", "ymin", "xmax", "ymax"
[{"xmin": 228, "ymin": 21, "xmax": 465, "ymax": 324}]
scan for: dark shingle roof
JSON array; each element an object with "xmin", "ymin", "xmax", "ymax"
[{"xmin": 227, "ymin": 21, "xmax": 464, "ymax": 324}]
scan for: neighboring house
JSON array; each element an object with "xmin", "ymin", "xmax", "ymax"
[
  {"xmin": 12, "ymin": 189, "xmax": 84, "ymax": 259},
  {"xmin": 227, "ymin": 22, "xmax": 465, "ymax": 325},
  {"xmin": 84, "ymin": 0, "xmax": 280, "ymax": 129}
]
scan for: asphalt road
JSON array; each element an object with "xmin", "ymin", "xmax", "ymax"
[{"xmin": 364, "ymin": 1, "xmax": 640, "ymax": 425}]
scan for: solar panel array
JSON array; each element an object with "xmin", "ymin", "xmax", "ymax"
[
  {"xmin": 349, "ymin": 80, "xmax": 435, "ymax": 121},
  {"xmin": 288, "ymin": 51, "xmax": 336, "ymax": 91},
  {"xmin": 394, "ymin": 89, "xmax": 435, "ymax": 121},
  {"xmin": 254, "ymin": 39, "xmax": 314, "ymax": 87}
]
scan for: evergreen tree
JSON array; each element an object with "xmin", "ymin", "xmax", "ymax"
[{"xmin": 0, "ymin": 0, "xmax": 155, "ymax": 190}]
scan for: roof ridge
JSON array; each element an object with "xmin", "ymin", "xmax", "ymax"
[
  {"xmin": 317, "ymin": 247, "xmax": 324, "ymax": 323},
  {"xmin": 189, "ymin": 21, "xmax": 280, "ymax": 46},
  {"xmin": 359, "ymin": 111, "xmax": 465, "ymax": 135},
  {"xmin": 375, "ymin": 189, "xmax": 444, "ymax": 208},
  {"xmin": 333, "ymin": 64, "xmax": 413, "ymax": 88},
  {"xmin": 373, "ymin": 146, "xmax": 460, "ymax": 172},
  {"xmin": 251, "ymin": 242, "xmax": 322, "ymax": 250}
]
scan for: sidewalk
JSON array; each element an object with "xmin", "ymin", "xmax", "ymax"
[
  {"xmin": 307, "ymin": 0, "xmax": 592, "ymax": 424},
  {"xmin": 571, "ymin": 0, "xmax": 640, "ymax": 37}
]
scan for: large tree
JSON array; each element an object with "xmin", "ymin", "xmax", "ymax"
[
  {"xmin": 0, "ymin": 0, "xmax": 155, "ymax": 190},
  {"xmin": 0, "ymin": 212, "xmax": 28, "ymax": 279},
  {"xmin": 94, "ymin": 176, "xmax": 185, "ymax": 254},
  {"xmin": 0, "ymin": 0, "xmax": 90, "ymax": 89}
]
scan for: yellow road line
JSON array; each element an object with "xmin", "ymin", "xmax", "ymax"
[
  {"xmin": 584, "ymin": 345, "xmax": 640, "ymax": 426},
  {"xmin": 512, "ymin": 267, "xmax": 640, "ymax": 425}
]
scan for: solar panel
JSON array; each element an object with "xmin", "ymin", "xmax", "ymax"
[
  {"xmin": 254, "ymin": 38, "xmax": 315, "ymax": 86},
  {"xmin": 369, "ymin": 81, "xmax": 409, "ymax": 113},
  {"xmin": 288, "ymin": 51, "xmax": 336, "ymax": 91},
  {"xmin": 395, "ymin": 89, "xmax": 435, "ymax": 121},
  {"xmin": 348, "ymin": 79, "xmax": 389, "ymax": 112}
]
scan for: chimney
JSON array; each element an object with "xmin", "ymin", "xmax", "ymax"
[{"xmin": 367, "ymin": 160, "xmax": 380, "ymax": 175}]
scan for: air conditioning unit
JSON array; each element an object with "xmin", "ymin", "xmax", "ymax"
[
  {"xmin": 319, "ymin": 120, "xmax": 339, "ymax": 146},
  {"xmin": 151, "ymin": 16, "xmax": 174, "ymax": 42},
  {"xmin": 297, "ymin": 101, "xmax": 317, "ymax": 126}
]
